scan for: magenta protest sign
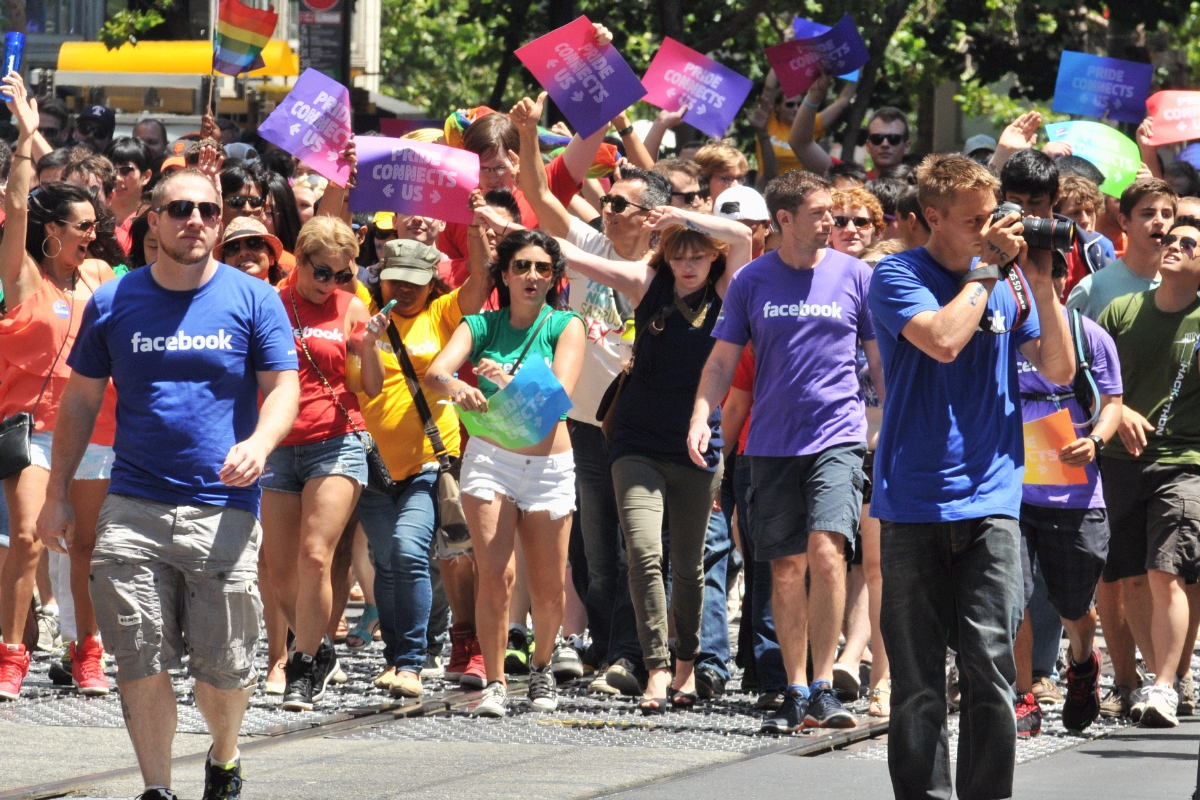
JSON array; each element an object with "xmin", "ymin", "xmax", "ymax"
[
  {"xmin": 640, "ymin": 38, "xmax": 753, "ymax": 140},
  {"xmin": 765, "ymin": 14, "xmax": 869, "ymax": 98},
  {"xmin": 515, "ymin": 16, "xmax": 647, "ymax": 138},
  {"xmin": 257, "ymin": 68, "xmax": 353, "ymax": 186},
  {"xmin": 349, "ymin": 136, "xmax": 479, "ymax": 225}
]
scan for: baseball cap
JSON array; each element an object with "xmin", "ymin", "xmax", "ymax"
[
  {"xmin": 379, "ymin": 240, "xmax": 441, "ymax": 285},
  {"xmin": 964, "ymin": 134, "xmax": 998, "ymax": 155},
  {"xmin": 373, "ymin": 211, "xmax": 396, "ymax": 231},
  {"xmin": 160, "ymin": 155, "xmax": 186, "ymax": 173},
  {"xmin": 713, "ymin": 186, "xmax": 770, "ymax": 222},
  {"xmin": 77, "ymin": 104, "xmax": 116, "ymax": 133},
  {"xmin": 224, "ymin": 142, "xmax": 259, "ymax": 162}
]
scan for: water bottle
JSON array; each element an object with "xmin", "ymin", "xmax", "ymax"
[
  {"xmin": 618, "ymin": 320, "xmax": 636, "ymax": 369},
  {"xmin": 1, "ymin": 33, "xmax": 24, "ymax": 101}
]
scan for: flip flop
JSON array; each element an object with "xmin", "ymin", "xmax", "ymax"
[
  {"xmin": 671, "ymin": 690, "xmax": 699, "ymax": 710},
  {"xmin": 639, "ymin": 697, "xmax": 667, "ymax": 715}
]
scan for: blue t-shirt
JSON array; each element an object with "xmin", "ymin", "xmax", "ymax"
[
  {"xmin": 68, "ymin": 265, "xmax": 298, "ymax": 515},
  {"xmin": 868, "ymin": 247, "xmax": 1041, "ymax": 523},
  {"xmin": 711, "ymin": 248, "xmax": 875, "ymax": 457}
]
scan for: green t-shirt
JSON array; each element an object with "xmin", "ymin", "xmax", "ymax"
[
  {"xmin": 463, "ymin": 305, "xmax": 580, "ymax": 400},
  {"xmin": 1099, "ymin": 289, "xmax": 1200, "ymax": 464}
]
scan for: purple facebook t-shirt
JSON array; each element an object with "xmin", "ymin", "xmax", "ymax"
[
  {"xmin": 1019, "ymin": 310, "xmax": 1122, "ymax": 509},
  {"xmin": 712, "ymin": 248, "xmax": 875, "ymax": 457}
]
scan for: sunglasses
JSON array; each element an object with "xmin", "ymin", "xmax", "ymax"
[
  {"xmin": 312, "ymin": 264, "xmax": 355, "ymax": 285},
  {"xmin": 868, "ymin": 133, "xmax": 906, "ymax": 146},
  {"xmin": 833, "ymin": 215, "xmax": 873, "ymax": 229},
  {"xmin": 76, "ymin": 122, "xmax": 106, "ymax": 137},
  {"xmin": 782, "ymin": 99, "xmax": 800, "ymax": 109},
  {"xmin": 600, "ymin": 194, "xmax": 651, "ymax": 214},
  {"xmin": 1162, "ymin": 233, "xmax": 1198, "ymax": 254},
  {"xmin": 510, "ymin": 259, "xmax": 554, "ymax": 277},
  {"xmin": 225, "ymin": 194, "xmax": 266, "ymax": 209},
  {"xmin": 59, "ymin": 219, "xmax": 97, "ymax": 233},
  {"xmin": 155, "ymin": 200, "xmax": 222, "ymax": 223},
  {"xmin": 39, "ymin": 126, "xmax": 60, "ymax": 139},
  {"xmin": 223, "ymin": 236, "xmax": 268, "ymax": 255},
  {"xmin": 116, "ymin": 164, "xmax": 139, "ymax": 176},
  {"xmin": 671, "ymin": 190, "xmax": 701, "ymax": 204}
]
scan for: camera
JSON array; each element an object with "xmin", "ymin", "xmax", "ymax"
[{"xmin": 992, "ymin": 201, "xmax": 1076, "ymax": 252}]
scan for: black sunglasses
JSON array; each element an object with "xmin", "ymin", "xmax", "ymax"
[
  {"xmin": 225, "ymin": 194, "xmax": 266, "ymax": 209},
  {"xmin": 312, "ymin": 264, "xmax": 355, "ymax": 285},
  {"xmin": 600, "ymin": 194, "xmax": 651, "ymax": 214},
  {"xmin": 868, "ymin": 133, "xmax": 906, "ymax": 146},
  {"xmin": 155, "ymin": 200, "xmax": 222, "ymax": 223},
  {"xmin": 39, "ymin": 126, "xmax": 60, "ymax": 139},
  {"xmin": 833, "ymin": 215, "xmax": 873, "ymax": 229},
  {"xmin": 76, "ymin": 121, "xmax": 107, "ymax": 137},
  {"xmin": 671, "ymin": 190, "xmax": 701, "ymax": 204},
  {"xmin": 510, "ymin": 259, "xmax": 554, "ymax": 277},
  {"xmin": 1162, "ymin": 233, "xmax": 1198, "ymax": 254},
  {"xmin": 223, "ymin": 236, "xmax": 268, "ymax": 255},
  {"xmin": 116, "ymin": 163, "xmax": 139, "ymax": 176}
]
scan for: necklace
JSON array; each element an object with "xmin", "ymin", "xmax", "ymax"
[{"xmin": 673, "ymin": 285, "xmax": 711, "ymax": 329}]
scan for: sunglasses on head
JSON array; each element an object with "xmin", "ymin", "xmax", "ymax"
[
  {"xmin": 1162, "ymin": 233, "xmax": 1197, "ymax": 253},
  {"xmin": 600, "ymin": 194, "xmax": 651, "ymax": 214},
  {"xmin": 224, "ymin": 236, "xmax": 268, "ymax": 255},
  {"xmin": 868, "ymin": 133, "xmax": 906, "ymax": 147},
  {"xmin": 833, "ymin": 215, "xmax": 873, "ymax": 229},
  {"xmin": 510, "ymin": 258, "xmax": 554, "ymax": 277},
  {"xmin": 155, "ymin": 200, "xmax": 222, "ymax": 223},
  {"xmin": 671, "ymin": 190, "xmax": 701, "ymax": 204},
  {"xmin": 225, "ymin": 194, "xmax": 266, "ymax": 209},
  {"xmin": 311, "ymin": 264, "xmax": 355, "ymax": 285}
]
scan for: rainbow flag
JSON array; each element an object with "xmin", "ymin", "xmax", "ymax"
[{"xmin": 212, "ymin": 0, "xmax": 278, "ymax": 76}]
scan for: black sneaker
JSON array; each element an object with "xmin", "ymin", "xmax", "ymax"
[
  {"xmin": 1062, "ymin": 647, "xmax": 1101, "ymax": 733},
  {"xmin": 312, "ymin": 636, "xmax": 338, "ymax": 703},
  {"xmin": 281, "ymin": 652, "xmax": 316, "ymax": 712},
  {"xmin": 504, "ymin": 628, "xmax": 531, "ymax": 675},
  {"xmin": 761, "ymin": 688, "xmax": 806, "ymax": 734},
  {"xmin": 604, "ymin": 658, "xmax": 646, "ymax": 697},
  {"xmin": 695, "ymin": 665, "xmax": 726, "ymax": 699},
  {"xmin": 48, "ymin": 650, "xmax": 72, "ymax": 686},
  {"xmin": 202, "ymin": 751, "xmax": 244, "ymax": 800},
  {"xmin": 139, "ymin": 790, "xmax": 178, "ymax": 800},
  {"xmin": 528, "ymin": 665, "xmax": 559, "ymax": 711},
  {"xmin": 1015, "ymin": 692, "xmax": 1042, "ymax": 737},
  {"xmin": 803, "ymin": 685, "xmax": 857, "ymax": 729}
]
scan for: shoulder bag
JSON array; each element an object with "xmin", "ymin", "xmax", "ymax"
[{"xmin": 595, "ymin": 304, "xmax": 673, "ymax": 440}]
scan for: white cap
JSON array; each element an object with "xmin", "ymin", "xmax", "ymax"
[{"xmin": 713, "ymin": 186, "xmax": 769, "ymax": 222}]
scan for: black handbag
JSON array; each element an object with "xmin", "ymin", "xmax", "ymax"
[{"xmin": 0, "ymin": 291, "xmax": 74, "ymax": 481}]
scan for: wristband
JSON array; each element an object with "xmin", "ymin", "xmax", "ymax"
[
  {"xmin": 959, "ymin": 264, "xmax": 1003, "ymax": 285},
  {"xmin": 802, "ymin": 97, "xmax": 821, "ymax": 110},
  {"xmin": 12, "ymin": 153, "xmax": 30, "ymax": 161},
  {"xmin": 616, "ymin": 125, "xmax": 634, "ymax": 138}
]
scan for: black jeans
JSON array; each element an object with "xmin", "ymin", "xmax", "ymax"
[{"xmin": 880, "ymin": 516, "xmax": 1023, "ymax": 800}]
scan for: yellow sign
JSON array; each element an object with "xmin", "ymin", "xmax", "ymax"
[{"xmin": 1023, "ymin": 408, "xmax": 1088, "ymax": 485}]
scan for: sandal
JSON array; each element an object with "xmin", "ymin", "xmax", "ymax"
[
  {"xmin": 670, "ymin": 689, "xmax": 699, "ymax": 710},
  {"xmin": 639, "ymin": 697, "xmax": 668, "ymax": 716},
  {"xmin": 869, "ymin": 685, "xmax": 891, "ymax": 718},
  {"xmin": 346, "ymin": 604, "xmax": 379, "ymax": 652}
]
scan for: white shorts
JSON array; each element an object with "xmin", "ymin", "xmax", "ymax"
[
  {"xmin": 460, "ymin": 437, "xmax": 576, "ymax": 520},
  {"xmin": 30, "ymin": 431, "xmax": 115, "ymax": 481}
]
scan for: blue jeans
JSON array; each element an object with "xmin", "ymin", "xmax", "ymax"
[
  {"xmin": 696, "ymin": 486, "xmax": 732, "ymax": 680},
  {"xmin": 880, "ymin": 516, "xmax": 1023, "ymax": 800},
  {"xmin": 1029, "ymin": 557, "xmax": 1063, "ymax": 680},
  {"xmin": 734, "ymin": 456, "xmax": 786, "ymax": 692},
  {"xmin": 568, "ymin": 420, "xmax": 641, "ymax": 666},
  {"xmin": 357, "ymin": 472, "xmax": 438, "ymax": 673}
]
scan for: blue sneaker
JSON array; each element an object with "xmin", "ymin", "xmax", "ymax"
[
  {"xmin": 803, "ymin": 685, "xmax": 857, "ymax": 729},
  {"xmin": 761, "ymin": 688, "xmax": 807, "ymax": 734}
]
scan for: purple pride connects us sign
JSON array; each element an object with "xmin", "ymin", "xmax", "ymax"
[
  {"xmin": 349, "ymin": 136, "xmax": 480, "ymax": 225},
  {"xmin": 640, "ymin": 37, "xmax": 753, "ymax": 140},
  {"xmin": 1051, "ymin": 51, "xmax": 1152, "ymax": 125},
  {"xmin": 765, "ymin": 14, "xmax": 869, "ymax": 98},
  {"xmin": 515, "ymin": 16, "xmax": 647, "ymax": 139},
  {"xmin": 257, "ymin": 68, "xmax": 354, "ymax": 186}
]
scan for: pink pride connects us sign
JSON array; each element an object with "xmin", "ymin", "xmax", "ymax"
[
  {"xmin": 349, "ymin": 136, "xmax": 480, "ymax": 225},
  {"xmin": 515, "ymin": 16, "xmax": 647, "ymax": 139},
  {"xmin": 764, "ymin": 14, "xmax": 869, "ymax": 98},
  {"xmin": 1145, "ymin": 91, "xmax": 1200, "ymax": 147},
  {"xmin": 640, "ymin": 38, "xmax": 753, "ymax": 140},
  {"xmin": 257, "ymin": 68, "xmax": 354, "ymax": 186}
]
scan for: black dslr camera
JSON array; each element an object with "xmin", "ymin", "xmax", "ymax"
[{"xmin": 992, "ymin": 201, "xmax": 1076, "ymax": 252}]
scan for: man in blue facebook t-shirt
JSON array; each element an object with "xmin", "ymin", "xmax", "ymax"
[
  {"xmin": 868, "ymin": 154, "xmax": 1074, "ymax": 800},
  {"xmin": 36, "ymin": 169, "xmax": 299, "ymax": 800}
]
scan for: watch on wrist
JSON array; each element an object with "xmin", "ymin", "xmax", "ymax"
[
  {"xmin": 1087, "ymin": 434, "xmax": 1103, "ymax": 450},
  {"xmin": 616, "ymin": 125, "xmax": 634, "ymax": 138}
]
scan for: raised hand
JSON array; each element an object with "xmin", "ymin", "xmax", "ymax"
[
  {"xmin": 2, "ymin": 71, "xmax": 38, "ymax": 139},
  {"xmin": 511, "ymin": 92, "xmax": 547, "ymax": 134},
  {"xmin": 996, "ymin": 111, "xmax": 1042, "ymax": 153},
  {"xmin": 592, "ymin": 23, "xmax": 613, "ymax": 49}
]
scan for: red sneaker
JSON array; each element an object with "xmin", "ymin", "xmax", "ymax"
[
  {"xmin": 71, "ymin": 635, "xmax": 111, "ymax": 696},
  {"xmin": 445, "ymin": 622, "xmax": 474, "ymax": 680},
  {"xmin": 0, "ymin": 643, "xmax": 31, "ymax": 701},
  {"xmin": 1016, "ymin": 691, "xmax": 1043, "ymax": 737},
  {"xmin": 460, "ymin": 633, "xmax": 486, "ymax": 690}
]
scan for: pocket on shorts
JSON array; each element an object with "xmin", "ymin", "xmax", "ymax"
[
  {"xmin": 92, "ymin": 564, "xmax": 161, "ymax": 660},
  {"xmin": 1177, "ymin": 499, "xmax": 1200, "ymax": 580}
]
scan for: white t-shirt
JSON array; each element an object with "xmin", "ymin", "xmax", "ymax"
[{"xmin": 566, "ymin": 217, "xmax": 632, "ymax": 424}]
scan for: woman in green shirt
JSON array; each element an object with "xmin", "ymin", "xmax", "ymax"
[{"xmin": 426, "ymin": 229, "xmax": 585, "ymax": 718}]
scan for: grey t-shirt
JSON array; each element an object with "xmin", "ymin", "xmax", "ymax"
[{"xmin": 1066, "ymin": 257, "xmax": 1159, "ymax": 321}]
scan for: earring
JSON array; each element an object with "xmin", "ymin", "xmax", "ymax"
[{"xmin": 42, "ymin": 235, "xmax": 62, "ymax": 259}]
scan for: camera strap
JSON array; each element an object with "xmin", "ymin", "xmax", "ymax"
[{"xmin": 960, "ymin": 263, "xmax": 1031, "ymax": 335}]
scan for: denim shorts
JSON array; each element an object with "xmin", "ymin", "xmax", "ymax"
[
  {"xmin": 745, "ymin": 442, "xmax": 866, "ymax": 562},
  {"xmin": 261, "ymin": 432, "xmax": 369, "ymax": 494},
  {"xmin": 30, "ymin": 430, "xmax": 115, "ymax": 481},
  {"xmin": 460, "ymin": 437, "xmax": 576, "ymax": 520}
]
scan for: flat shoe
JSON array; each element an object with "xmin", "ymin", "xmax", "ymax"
[{"xmin": 639, "ymin": 697, "xmax": 667, "ymax": 715}]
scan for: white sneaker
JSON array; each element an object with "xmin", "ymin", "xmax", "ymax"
[
  {"xmin": 1129, "ymin": 682, "xmax": 1153, "ymax": 723},
  {"xmin": 473, "ymin": 681, "xmax": 508, "ymax": 718},
  {"xmin": 550, "ymin": 637, "xmax": 584, "ymax": 680},
  {"xmin": 1141, "ymin": 683, "xmax": 1180, "ymax": 728},
  {"xmin": 528, "ymin": 665, "xmax": 559, "ymax": 711},
  {"xmin": 420, "ymin": 652, "xmax": 444, "ymax": 680}
]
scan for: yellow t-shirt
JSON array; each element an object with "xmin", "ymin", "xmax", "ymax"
[
  {"xmin": 358, "ymin": 289, "xmax": 463, "ymax": 480},
  {"xmin": 755, "ymin": 111, "xmax": 823, "ymax": 176}
]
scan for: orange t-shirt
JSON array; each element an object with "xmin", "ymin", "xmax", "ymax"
[{"xmin": 0, "ymin": 262, "xmax": 117, "ymax": 444}]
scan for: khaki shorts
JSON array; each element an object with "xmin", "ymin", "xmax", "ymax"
[{"xmin": 90, "ymin": 493, "xmax": 263, "ymax": 690}]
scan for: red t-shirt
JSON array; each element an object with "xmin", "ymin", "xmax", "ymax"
[
  {"xmin": 279, "ymin": 285, "xmax": 365, "ymax": 447},
  {"xmin": 727, "ymin": 346, "xmax": 756, "ymax": 454}
]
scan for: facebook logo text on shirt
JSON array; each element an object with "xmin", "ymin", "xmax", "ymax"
[
  {"xmin": 761, "ymin": 300, "xmax": 843, "ymax": 319},
  {"xmin": 131, "ymin": 329, "xmax": 234, "ymax": 352}
]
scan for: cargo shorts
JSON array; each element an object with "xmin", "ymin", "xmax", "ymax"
[{"xmin": 90, "ymin": 493, "xmax": 263, "ymax": 690}]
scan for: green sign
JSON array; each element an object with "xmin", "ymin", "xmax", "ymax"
[{"xmin": 1044, "ymin": 121, "xmax": 1140, "ymax": 198}]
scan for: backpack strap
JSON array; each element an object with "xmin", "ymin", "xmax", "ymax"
[{"xmin": 1069, "ymin": 308, "xmax": 1102, "ymax": 429}]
